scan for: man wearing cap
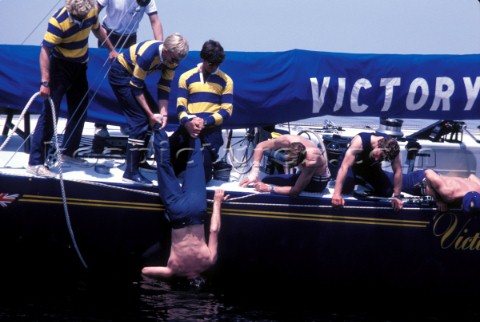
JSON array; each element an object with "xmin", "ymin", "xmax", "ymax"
[
  {"xmin": 27, "ymin": 0, "xmax": 117, "ymax": 178},
  {"xmin": 423, "ymin": 169, "xmax": 480, "ymax": 213},
  {"xmin": 107, "ymin": 33, "xmax": 189, "ymax": 186},
  {"xmin": 331, "ymin": 133, "xmax": 404, "ymax": 211}
]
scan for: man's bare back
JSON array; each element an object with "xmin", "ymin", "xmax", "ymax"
[
  {"xmin": 167, "ymin": 225, "xmax": 214, "ymax": 279},
  {"xmin": 425, "ymin": 170, "xmax": 480, "ymax": 203},
  {"xmin": 142, "ymin": 189, "xmax": 228, "ymax": 280},
  {"xmin": 424, "ymin": 169, "xmax": 480, "ymax": 211},
  {"xmin": 280, "ymin": 135, "xmax": 327, "ymax": 176}
]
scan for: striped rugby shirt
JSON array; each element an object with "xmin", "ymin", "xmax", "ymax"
[
  {"xmin": 177, "ymin": 64, "xmax": 233, "ymax": 127},
  {"xmin": 116, "ymin": 40, "xmax": 177, "ymax": 99},
  {"xmin": 42, "ymin": 7, "xmax": 99, "ymax": 63}
]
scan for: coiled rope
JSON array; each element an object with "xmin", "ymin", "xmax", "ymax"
[{"xmin": 0, "ymin": 92, "xmax": 88, "ymax": 269}]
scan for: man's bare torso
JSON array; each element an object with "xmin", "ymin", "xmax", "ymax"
[
  {"xmin": 437, "ymin": 175, "xmax": 480, "ymax": 202},
  {"xmin": 168, "ymin": 225, "xmax": 213, "ymax": 278},
  {"xmin": 282, "ymin": 135, "xmax": 328, "ymax": 176}
]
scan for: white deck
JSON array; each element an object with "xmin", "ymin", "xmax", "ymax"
[{"xmin": 1, "ymin": 113, "xmax": 479, "ymax": 200}]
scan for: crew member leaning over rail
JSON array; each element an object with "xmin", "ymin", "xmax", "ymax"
[
  {"xmin": 331, "ymin": 133, "xmax": 403, "ymax": 211},
  {"xmin": 388, "ymin": 169, "xmax": 480, "ymax": 214},
  {"xmin": 107, "ymin": 33, "xmax": 189, "ymax": 186},
  {"xmin": 239, "ymin": 134, "xmax": 330, "ymax": 196}
]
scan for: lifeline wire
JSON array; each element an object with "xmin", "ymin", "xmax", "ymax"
[{"xmin": 61, "ymin": 1, "xmax": 143, "ymax": 150}]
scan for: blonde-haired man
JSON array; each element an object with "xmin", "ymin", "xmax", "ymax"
[
  {"xmin": 239, "ymin": 134, "xmax": 331, "ymax": 196},
  {"xmin": 28, "ymin": 0, "xmax": 117, "ymax": 177},
  {"xmin": 108, "ymin": 33, "xmax": 189, "ymax": 186},
  {"xmin": 94, "ymin": 0, "xmax": 165, "ymax": 138}
]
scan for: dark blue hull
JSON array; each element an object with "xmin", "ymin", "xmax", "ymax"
[
  {"xmin": 0, "ymin": 174, "xmax": 477, "ymax": 296},
  {"xmin": 215, "ymin": 193, "xmax": 477, "ymax": 296}
]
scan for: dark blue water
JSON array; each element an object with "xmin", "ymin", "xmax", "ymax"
[{"xmin": 0, "ymin": 270, "xmax": 478, "ymax": 322}]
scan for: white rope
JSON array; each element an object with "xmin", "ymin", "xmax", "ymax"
[
  {"xmin": 0, "ymin": 93, "xmax": 42, "ymax": 153},
  {"xmin": 1, "ymin": 92, "xmax": 88, "ymax": 269}
]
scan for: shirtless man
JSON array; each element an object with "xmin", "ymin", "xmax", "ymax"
[
  {"xmin": 424, "ymin": 169, "xmax": 480, "ymax": 212},
  {"xmin": 142, "ymin": 189, "xmax": 227, "ymax": 279},
  {"xmin": 239, "ymin": 134, "xmax": 330, "ymax": 196},
  {"xmin": 141, "ymin": 127, "xmax": 229, "ymax": 281}
]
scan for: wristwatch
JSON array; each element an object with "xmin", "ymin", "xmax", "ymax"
[{"xmin": 40, "ymin": 81, "xmax": 49, "ymax": 87}]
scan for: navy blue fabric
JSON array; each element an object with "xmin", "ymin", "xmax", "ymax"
[
  {"xmin": 463, "ymin": 191, "xmax": 480, "ymax": 215},
  {"xmin": 2, "ymin": 45, "xmax": 480, "ymax": 129},
  {"xmin": 153, "ymin": 129, "xmax": 207, "ymax": 229},
  {"xmin": 386, "ymin": 169, "xmax": 426, "ymax": 196},
  {"xmin": 29, "ymin": 57, "xmax": 89, "ymax": 165},
  {"xmin": 168, "ymin": 125, "xmax": 223, "ymax": 183},
  {"xmin": 346, "ymin": 132, "xmax": 393, "ymax": 197},
  {"xmin": 261, "ymin": 172, "xmax": 329, "ymax": 193},
  {"xmin": 108, "ymin": 59, "xmax": 156, "ymax": 142}
]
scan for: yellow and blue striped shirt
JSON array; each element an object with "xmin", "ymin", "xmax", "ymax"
[
  {"xmin": 116, "ymin": 40, "xmax": 177, "ymax": 99},
  {"xmin": 42, "ymin": 7, "xmax": 99, "ymax": 63},
  {"xmin": 177, "ymin": 65, "xmax": 234, "ymax": 127}
]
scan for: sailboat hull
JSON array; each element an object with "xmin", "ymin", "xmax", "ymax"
[{"xmin": 1, "ymin": 173, "xmax": 477, "ymax": 296}]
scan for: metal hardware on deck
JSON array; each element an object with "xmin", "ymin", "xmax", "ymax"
[
  {"xmin": 1, "ymin": 107, "xmax": 30, "ymax": 152},
  {"xmin": 406, "ymin": 120, "xmax": 465, "ymax": 143}
]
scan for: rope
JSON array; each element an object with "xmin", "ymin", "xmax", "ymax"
[{"xmin": 1, "ymin": 92, "xmax": 88, "ymax": 269}]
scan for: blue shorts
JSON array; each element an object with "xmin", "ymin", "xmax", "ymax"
[
  {"xmin": 262, "ymin": 171, "xmax": 330, "ymax": 193},
  {"xmin": 385, "ymin": 169, "xmax": 427, "ymax": 196}
]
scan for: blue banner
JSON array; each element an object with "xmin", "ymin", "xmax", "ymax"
[{"xmin": 0, "ymin": 45, "xmax": 479, "ymax": 129}]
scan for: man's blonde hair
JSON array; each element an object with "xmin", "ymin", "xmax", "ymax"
[
  {"xmin": 65, "ymin": 0, "xmax": 96, "ymax": 17},
  {"xmin": 163, "ymin": 33, "xmax": 189, "ymax": 60},
  {"xmin": 284, "ymin": 142, "xmax": 307, "ymax": 166}
]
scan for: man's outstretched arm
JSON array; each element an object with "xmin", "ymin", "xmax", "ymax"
[
  {"xmin": 424, "ymin": 169, "xmax": 449, "ymax": 211},
  {"xmin": 141, "ymin": 266, "xmax": 173, "ymax": 278},
  {"xmin": 208, "ymin": 189, "xmax": 229, "ymax": 263}
]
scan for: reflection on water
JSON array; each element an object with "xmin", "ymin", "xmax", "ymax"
[
  {"xmin": 138, "ymin": 278, "xmax": 226, "ymax": 321},
  {"xmin": 0, "ymin": 271, "xmax": 478, "ymax": 321},
  {"xmin": 0, "ymin": 273, "xmax": 308, "ymax": 321}
]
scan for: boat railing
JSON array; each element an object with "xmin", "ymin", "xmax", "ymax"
[{"xmin": 352, "ymin": 183, "xmax": 436, "ymax": 207}]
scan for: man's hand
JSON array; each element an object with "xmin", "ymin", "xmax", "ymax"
[
  {"xmin": 149, "ymin": 114, "xmax": 163, "ymax": 129},
  {"xmin": 331, "ymin": 194, "xmax": 344, "ymax": 208},
  {"xmin": 108, "ymin": 49, "xmax": 118, "ymax": 61},
  {"xmin": 253, "ymin": 182, "xmax": 271, "ymax": 193},
  {"xmin": 214, "ymin": 189, "xmax": 229, "ymax": 203},
  {"xmin": 185, "ymin": 117, "xmax": 205, "ymax": 138},
  {"xmin": 39, "ymin": 85, "xmax": 50, "ymax": 99},
  {"xmin": 436, "ymin": 200, "xmax": 448, "ymax": 212},
  {"xmin": 391, "ymin": 197, "xmax": 403, "ymax": 212},
  {"xmin": 239, "ymin": 161, "xmax": 260, "ymax": 187},
  {"xmin": 239, "ymin": 176, "xmax": 256, "ymax": 187}
]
